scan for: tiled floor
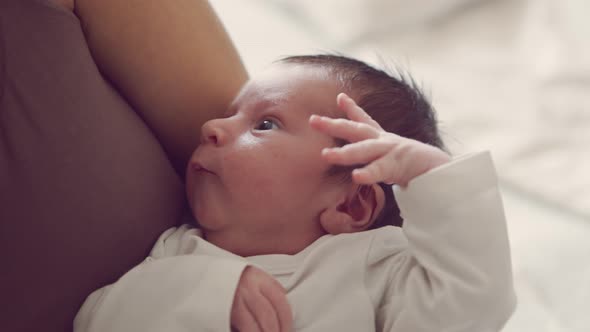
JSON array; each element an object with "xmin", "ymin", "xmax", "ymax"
[{"xmin": 210, "ymin": 0, "xmax": 590, "ymax": 330}]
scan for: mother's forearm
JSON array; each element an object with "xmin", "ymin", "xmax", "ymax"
[{"xmin": 75, "ymin": 0, "xmax": 248, "ymax": 174}]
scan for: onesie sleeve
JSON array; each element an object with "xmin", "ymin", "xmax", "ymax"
[
  {"xmin": 73, "ymin": 225, "xmax": 247, "ymax": 332},
  {"xmin": 366, "ymin": 152, "xmax": 516, "ymax": 332}
]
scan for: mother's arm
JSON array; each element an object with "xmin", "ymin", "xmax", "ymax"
[
  {"xmin": 75, "ymin": 0, "xmax": 248, "ymax": 174},
  {"xmin": 1, "ymin": 1, "xmax": 246, "ymax": 331}
]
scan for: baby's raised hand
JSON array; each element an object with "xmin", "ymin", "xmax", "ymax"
[
  {"xmin": 231, "ymin": 266, "xmax": 293, "ymax": 332},
  {"xmin": 310, "ymin": 93, "xmax": 450, "ymax": 187}
]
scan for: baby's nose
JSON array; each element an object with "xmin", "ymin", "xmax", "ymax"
[{"xmin": 200, "ymin": 118, "xmax": 226, "ymax": 145}]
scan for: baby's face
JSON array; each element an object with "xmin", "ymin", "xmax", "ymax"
[{"xmin": 186, "ymin": 64, "xmax": 346, "ymax": 255}]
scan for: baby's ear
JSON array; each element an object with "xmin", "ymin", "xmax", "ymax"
[{"xmin": 319, "ymin": 184, "xmax": 385, "ymax": 235}]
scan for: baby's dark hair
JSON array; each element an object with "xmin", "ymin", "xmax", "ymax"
[{"xmin": 280, "ymin": 54, "xmax": 446, "ymax": 228}]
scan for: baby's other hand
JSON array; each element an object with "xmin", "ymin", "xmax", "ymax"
[
  {"xmin": 231, "ymin": 266, "xmax": 293, "ymax": 332},
  {"xmin": 310, "ymin": 93, "xmax": 450, "ymax": 187}
]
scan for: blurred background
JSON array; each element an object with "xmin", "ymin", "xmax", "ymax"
[{"xmin": 208, "ymin": 0, "xmax": 589, "ymax": 330}]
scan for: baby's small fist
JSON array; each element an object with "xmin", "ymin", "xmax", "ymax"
[{"xmin": 231, "ymin": 266, "xmax": 293, "ymax": 332}]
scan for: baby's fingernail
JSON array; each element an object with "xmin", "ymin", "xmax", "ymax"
[
  {"xmin": 352, "ymin": 169, "xmax": 366, "ymax": 178},
  {"xmin": 310, "ymin": 114, "xmax": 324, "ymax": 122}
]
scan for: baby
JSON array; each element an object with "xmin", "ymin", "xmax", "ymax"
[{"xmin": 74, "ymin": 55, "xmax": 515, "ymax": 332}]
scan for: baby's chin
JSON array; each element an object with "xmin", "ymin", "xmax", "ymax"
[{"xmin": 191, "ymin": 205, "xmax": 226, "ymax": 232}]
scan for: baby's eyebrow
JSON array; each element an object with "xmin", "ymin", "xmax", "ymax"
[
  {"xmin": 225, "ymin": 96, "xmax": 285, "ymax": 118},
  {"xmin": 248, "ymin": 98, "xmax": 284, "ymax": 116}
]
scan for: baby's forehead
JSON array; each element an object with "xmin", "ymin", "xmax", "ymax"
[
  {"xmin": 236, "ymin": 96, "xmax": 339, "ymax": 122},
  {"xmin": 239, "ymin": 66, "xmax": 347, "ymax": 117}
]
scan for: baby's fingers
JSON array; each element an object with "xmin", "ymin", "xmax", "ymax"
[
  {"xmin": 352, "ymin": 157, "xmax": 400, "ymax": 186},
  {"xmin": 231, "ymin": 296, "xmax": 262, "ymax": 332},
  {"xmin": 336, "ymin": 93, "xmax": 382, "ymax": 129},
  {"xmin": 261, "ymin": 280, "xmax": 293, "ymax": 332},
  {"xmin": 309, "ymin": 115, "xmax": 379, "ymax": 143},
  {"xmin": 322, "ymin": 139, "xmax": 390, "ymax": 166}
]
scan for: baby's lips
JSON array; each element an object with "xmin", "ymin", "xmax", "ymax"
[
  {"xmin": 192, "ymin": 162, "xmax": 210, "ymax": 172},
  {"xmin": 192, "ymin": 160, "xmax": 218, "ymax": 176}
]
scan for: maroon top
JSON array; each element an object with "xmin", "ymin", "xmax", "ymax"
[{"xmin": 0, "ymin": 1, "xmax": 186, "ymax": 331}]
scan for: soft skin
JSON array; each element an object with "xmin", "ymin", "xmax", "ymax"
[
  {"xmin": 186, "ymin": 63, "xmax": 450, "ymax": 258},
  {"xmin": 186, "ymin": 64, "xmax": 382, "ymax": 257}
]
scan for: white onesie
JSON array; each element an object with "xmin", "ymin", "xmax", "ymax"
[{"xmin": 74, "ymin": 151, "xmax": 516, "ymax": 331}]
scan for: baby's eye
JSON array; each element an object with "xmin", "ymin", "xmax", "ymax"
[{"xmin": 254, "ymin": 119, "xmax": 279, "ymax": 131}]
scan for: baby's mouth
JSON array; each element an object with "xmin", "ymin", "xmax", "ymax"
[{"xmin": 192, "ymin": 162, "xmax": 215, "ymax": 175}]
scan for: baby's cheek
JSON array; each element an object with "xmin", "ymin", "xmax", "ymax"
[{"xmin": 185, "ymin": 173, "xmax": 195, "ymax": 201}]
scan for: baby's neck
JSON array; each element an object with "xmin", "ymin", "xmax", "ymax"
[{"xmin": 203, "ymin": 228, "xmax": 326, "ymax": 257}]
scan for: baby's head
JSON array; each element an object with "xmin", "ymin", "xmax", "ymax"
[{"xmin": 186, "ymin": 54, "xmax": 444, "ymax": 256}]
